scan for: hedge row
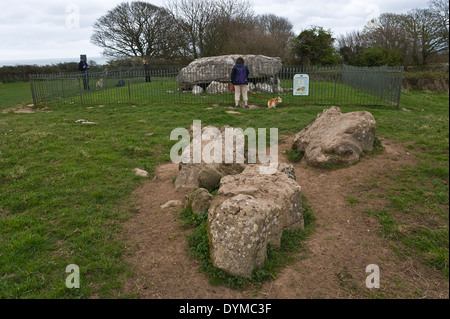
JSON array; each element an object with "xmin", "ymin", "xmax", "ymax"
[{"xmin": 403, "ymin": 70, "xmax": 449, "ymax": 92}]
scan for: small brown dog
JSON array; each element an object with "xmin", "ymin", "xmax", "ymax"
[
  {"xmin": 267, "ymin": 97, "xmax": 282, "ymax": 109},
  {"xmin": 96, "ymin": 78, "xmax": 103, "ymax": 88}
]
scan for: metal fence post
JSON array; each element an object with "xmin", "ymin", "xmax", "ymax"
[
  {"xmin": 178, "ymin": 71, "xmax": 182, "ymax": 103},
  {"xmin": 78, "ymin": 74, "xmax": 83, "ymax": 105},
  {"xmin": 128, "ymin": 75, "xmax": 132, "ymax": 104},
  {"xmin": 272, "ymin": 67, "xmax": 276, "ymax": 98},
  {"xmin": 29, "ymin": 75, "xmax": 37, "ymax": 106},
  {"xmin": 396, "ymin": 66, "xmax": 404, "ymax": 108}
]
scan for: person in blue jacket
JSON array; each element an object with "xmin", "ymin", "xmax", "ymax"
[
  {"xmin": 78, "ymin": 56, "xmax": 90, "ymax": 90},
  {"xmin": 230, "ymin": 57, "xmax": 250, "ymax": 108}
]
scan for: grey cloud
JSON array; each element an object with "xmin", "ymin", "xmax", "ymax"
[{"xmin": 0, "ymin": 0, "xmax": 432, "ymax": 61}]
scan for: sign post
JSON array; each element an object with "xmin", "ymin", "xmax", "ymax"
[{"xmin": 293, "ymin": 74, "xmax": 309, "ymax": 96}]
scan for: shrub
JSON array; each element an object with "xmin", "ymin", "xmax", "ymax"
[
  {"xmin": 357, "ymin": 47, "xmax": 404, "ymax": 67},
  {"xmin": 403, "ymin": 69, "xmax": 449, "ymax": 92}
]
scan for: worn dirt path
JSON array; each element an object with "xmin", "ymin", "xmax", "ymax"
[{"xmin": 122, "ymin": 135, "xmax": 449, "ymax": 299}]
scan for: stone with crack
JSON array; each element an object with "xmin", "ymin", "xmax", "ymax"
[{"xmin": 207, "ymin": 164, "xmax": 304, "ymax": 278}]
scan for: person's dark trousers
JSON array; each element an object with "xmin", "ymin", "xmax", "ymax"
[{"xmin": 82, "ymin": 72, "xmax": 90, "ymax": 90}]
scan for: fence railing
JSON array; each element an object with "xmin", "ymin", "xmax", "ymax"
[
  {"xmin": 342, "ymin": 65, "xmax": 404, "ymax": 106},
  {"xmin": 29, "ymin": 65, "xmax": 403, "ymax": 107}
]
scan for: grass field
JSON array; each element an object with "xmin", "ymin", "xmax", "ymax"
[
  {"xmin": 31, "ymin": 75, "xmax": 392, "ymax": 107},
  {"xmin": 0, "ymin": 81, "xmax": 448, "ymax": 298}
]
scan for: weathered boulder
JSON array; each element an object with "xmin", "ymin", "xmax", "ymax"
[
  {"xmin": 207, "ymin": 164, "xmax": 304, "ymax": 278},
  {"xmin": 197, "ymin": 165, "xmax": 223, "ymax": 191},
  {"xmin": 255, "ymin": 78, "xmax": 283, "ymax": 93},
  {"xmin": 133, "ymin": 168, "xmax": 149, "ymax": 177},
  {"xmin": 192, "ymin": 85, "xmax": 204, "ymax": 94},
  {"xmin": 256, "ymin": 83, "xmax": 273, "ymax": 93},
  {"xmin": 206, "ymin": 81, "xmax": 230, "ymax": 94},
  {"xmin": 177, "ymin": 54, "xmax": 282, "ymax": 86},
  {"xmin": 185, "ymin": 188, "xmax": 213, "ymax": 215},
  {"xmin": 160, "ymin": 200, "xmax": 183, "ymax": 210},
  {"xmin": 174, "ymin": 125, "xmax": 246, "ymax": 190},
  {"xmin": 292, "ymin": 106, "xmax": 376, "ymax": 167}
]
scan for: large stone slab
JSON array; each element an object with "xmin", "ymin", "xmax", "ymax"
[
  {"xmin": 292, "ymin": 106, "xmax": 376, "ymax": 167},
  {"xmin": 177, "ymin": 54, "xmax": 282, "ymax": 86},
  {"xmin": 207, "ymin": 164, "xmax": 304, "ymax": 278},
  {"xmin": 174, "ymin": 125, "xmax": 246, "ymax": 190}
]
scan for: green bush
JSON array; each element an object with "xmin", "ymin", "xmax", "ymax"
[
  {"xmin": 403, "ymin": 69, "xmax": 449, "ymax": 92},
  {"xmin": 357, "ymin": 47, "xmax": 404, "ymax": 67}
]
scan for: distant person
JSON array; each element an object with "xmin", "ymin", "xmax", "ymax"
[
  {"xmin": 230, "ymin": 57, "xmax": 250, "ymax": 108},
  {"xmin": 143, "ymin": 59, "xmax": 151, "ymax": 83},
  {"xmin": 78, "ymin": 57, "xmax": 90, "ymax": 90}
]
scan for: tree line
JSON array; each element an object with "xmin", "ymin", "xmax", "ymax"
[
  {"xmin": 337, "ymin": 0, "xmax": 449, "ymax": 66},
  {"xmin": 91, "ymin": 0, "xmax": 448, "ymax": 67},
  {"xmin": 0, "ymin": 62, "xmax": 103, "ymax": 82},
  {"xmin": 1, "ymin": 0, "xmax": 448, "ymax": 82},
  {"xmin": 91, "ymin": 0, "xmax": 295, "ymax": 64},
  {"xmin": 0, "ymin": 63, "xmax": 80, "ymax": 82}
]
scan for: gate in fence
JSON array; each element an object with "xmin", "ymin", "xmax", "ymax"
[{"xmin": 29, "ymin": 65, "xmax": 403, "ymax": 107}]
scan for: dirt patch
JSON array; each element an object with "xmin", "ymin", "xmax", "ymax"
[
  {"xmin": 2, "ymin": 105, "xmax": 34, "ymax": 114},
  {"xmin": 123, "ymin": 135, "xmax": 449, "ymax": 299},
  {"xmin": 1, "ymin": 104, "xmax": 51, "ymax": 114}
]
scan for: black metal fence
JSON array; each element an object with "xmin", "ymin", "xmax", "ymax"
[{"xmin": 29, "ymin": 65, "xmax": 403, "ymax": 107}]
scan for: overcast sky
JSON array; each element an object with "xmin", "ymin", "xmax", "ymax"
[{"xmin": 0, "ymin": 0, "xmax": 429, "ymax": 64}]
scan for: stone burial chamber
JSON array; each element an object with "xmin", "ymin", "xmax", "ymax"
[
  {"xmin": 177, "ymin": 54, "xmax": 283, "ymax": 93},
  {"xmin": 172, "ymin": 122, "xmax": 304, "ymax": 278},
  {"xmin": 172, "ymin": 107, "xmax": 375, "ymax": 278},
  {"xmin": 292, "ymin": 106, "xmax": 377, "ymax": 168}
]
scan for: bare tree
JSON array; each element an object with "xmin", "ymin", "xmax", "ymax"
[
  {"xmin": 338, "ymin": 8, "xmax": 447, "ymax": 66},
  {"xmin": 223, "ymin": 14, "xmax": 294, "ymax": 62},
  {"xmin": 257, "ymin": 14, "xmax": 295, "ymax": 58},
  {"xmin": 256, "ymin": 14, "xmax": 294, "ymax": 38},
  {"xmin": 429, "ymin": 0, "xmax": 449, "ymax": 52},
  {"xmin": 363, "ymin": 13, "xmax": 410, "ymax": 57},
  {"xmin": 337, "ymin": 30, "xmax": 369, "ymax": 65},
  {"xmin": 91, "ymin": 0, "xmax": 295, "ymax": 62},
  {"xmin": 404, "ymin": 8, "xmax": 445, "ymax": 65},
  {"xmin": 165, "ymin": 0, "xmax": 252, "ymax": 58},
  {"xmin": 91, "ymin": 1, "xmax": 186, "ymax": 60}
]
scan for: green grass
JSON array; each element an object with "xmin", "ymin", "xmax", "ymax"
[
  {"xmin": 0, "ymin": 81, "xmax": 448, "ymax": 297},
  {"xmin": 33, "ymin": 77, "xmax": 394, "ymax": 108},
  {"xmin": 0, "ymin": 82, "xmax": 33, "ymax": 109},
  {"xmin": 365, "ymin": 208, "xmax": 449, "ymax": 277},
  {"xmin": 285, "ymin": 149, "xmax": 304, "ymax": 162},
  {"xmin": 357, "ymin": 90, "xmax": 449, "ymax": 278}
]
